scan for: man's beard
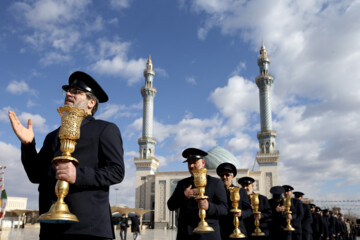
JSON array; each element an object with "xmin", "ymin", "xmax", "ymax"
[{"xmin": 64, "ymin": 98, "xmax": 88, "ymax": 110}]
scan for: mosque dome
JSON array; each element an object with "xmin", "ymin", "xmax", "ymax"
[{"xmin": 204, "ymin": 146, "xmax": 240, "ymax": 170}]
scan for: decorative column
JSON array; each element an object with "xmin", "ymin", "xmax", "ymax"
[
  {"xmin": 134, "ymin": 56, "xmax": 159, "ymax": 210},
  {"xmin": 255, "ymin": 42, "xmax": 279, "ymax": 198}
]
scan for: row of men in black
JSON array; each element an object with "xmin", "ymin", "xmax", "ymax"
[
  {"xmin": 310, "ymin": 205, "xmax": 357, "ymax": 240},
  {"xmin": 167, "ymin": 147, "xmax": 318, "ymax": 240}
]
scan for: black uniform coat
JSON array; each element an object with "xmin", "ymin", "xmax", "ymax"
[
  {"xmin": 322, "ymin": 215, "xmax": 330, "ymax": 239},
  {"xmin": 244, "ymin": 194, "xmax": 272, "ymax": 239},
  {"xmin": 291, "ymin": 198, "xmax": 304, "ymax": 240},
  {"xmin": 220, "ymin": 186, "xmax": 252, "ymax": 240},
  {"xmin": 311, "ymin": 212, "xmax": 323, "ymax": 240},
  {"xmin": 269, "ymin": 198, "xmax": 287, "ymax": 240},
  {"xmin": 131, "ymin": 216, "xmax": 140, "ymax": 233},
  {"xmin": 167, "ymin": 175, "xmax": 228, "ymax": 240},
  {"xmin": 21, "ymin": 115, "xmax": 125, "ymax": 239},
  {"xmin": 301, "ymin": 203, "xmax": 313, "ymax": 240},
  {"xmin": 328, "ymin": 214, "xmax": 336, "ymax": 239}
]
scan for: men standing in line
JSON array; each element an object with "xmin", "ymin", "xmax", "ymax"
[
  {"xmin": 323, "ymin": 209, "xmax": 331, "ymax": 240},
  {"xmin": 328, "ymin": 211, "xmax": 337, "ymax": 240},
  {"xmin": 216, "ymin": 163, "xmax": 252, "ymax": 239},
  {"xmin": 167, "ymin": 148, "xmax": 228, "ymax": 240},
  {"xmin": 238, "ymin": 176, "xmax": 272, "ymax": 240},
  {"xmin": 9, "ymin": 71, "xmax": 125, "ymax": 240},
  {"xmin": 310, "ymin": 205, "xmax": 323, "ymax": 240},
  {"xmin": 268, "ymin": 186, "xmax": 287, "ymax": 240},
  {"xmin": 294, "ymin": 191, "xmax": 313, "ymax": 240},
  {"xmin": 283, "ymin": 185, "xmax": 304, "ymax": 240}
]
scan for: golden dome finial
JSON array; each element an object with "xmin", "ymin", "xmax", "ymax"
[
  {"xmin": 260, "ymin": 41, "xmax": 267, "ymax": 56},
  {"xmin": 146, "ymin": 55, "xmax": 153, "ymax": 71}
]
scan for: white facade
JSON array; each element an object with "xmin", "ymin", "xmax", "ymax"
[
  {"xmin": 1, "ymin": 197, "xmax": 28, "ymax": 229},
  {"xmin": 6, "ymin": 197, "xmax": 27, "ymax": 210}
]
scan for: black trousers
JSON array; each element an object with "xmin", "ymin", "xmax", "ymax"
[{"xmin": 120, "ymin": 227, "xmax": 128, "ymax": 240}]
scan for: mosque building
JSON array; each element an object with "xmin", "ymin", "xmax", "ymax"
[{"xmin": 133, "ymin": 43, "xmax": 279, "ymax": 229}]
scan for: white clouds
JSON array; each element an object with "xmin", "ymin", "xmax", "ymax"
[
  {"xmin": 90, "ymin": 39, "xmax": 147, "ymax": 85},
  {"xmin": 6, "ymin": 81, "xmax": 37, "ymax": 96},
  {"xmin": 9, "ymin": 0, "xmax": 93, "ymax": 64},
  {"xmin": 93, "ymin": 56, "xmax": 146, "ymax": 85},
  {"xmin": 110, "ymin": 0, "xmax": 133, "ymax": 10},
  {"xmin": 230, "ymin": 62, "xmax": 246, "ymax": 76},
  {"xmin": 39, "ymin": 52, "xmax": 71, "ymax": 65},
  {"xmin": 186, "ymin": 76, "xmax": 197, "ymax": 85},
  {"xmin": 18, "ymin": 0, "xmax": 91, "ymax": 28},
  {"xmin": 227, "ymin": 133, "xmax": 257, "ymax": 152},
  {"xmin": 209, "ymin": 75, "xmax": 258, "ymax": 130},
  {"xmin": 17, "ymin": 112, "xmax": 49, "ymax": 134},
  {"xmin": 9, "ymin": 1, "xmax": 151, "ymax": 84},
  {"xmin": 182, "ymin": 0, "xmax": 360, "ymax": 203},
  {"xmin": 26, "ymin": 100, "xmax": 37, "ymax": 108},
  {"xmin": 96, "ymin": 103, "xmax": 141, "ymax": 120},
  {"xmin": 0, "ymin": 107, "xmax": 12, "ymax": 122},
  {"xmin": 127, "ymin": 115, "xmax": 225, "ymax": 152}
]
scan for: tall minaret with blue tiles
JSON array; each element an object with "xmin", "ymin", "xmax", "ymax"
[
  {"xmin": 255, "ymin": 42, "xmax": 279, "ymax": 197},
  {"xmin": 134, "ymin": 56, "xmax": 159, "ymax": 209}
]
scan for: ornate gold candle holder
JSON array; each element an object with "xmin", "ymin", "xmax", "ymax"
[
  {"xmin": 38, "ymin": 106, "xmax": 87, "ymax": 223},
  {"xmin": 283, "ymin": 196, "xmax": 295, "ymax": 231},
  {"xmin": 192, "ymin": 168, "xmax": 214, "ymax": 233},
  {"xmin": 249, "ymin": 193, "xmax": 265, "ymax": 236},
  {"xmin": 229, "ymin": 187, "xmax": 245, "ymax": 238}
]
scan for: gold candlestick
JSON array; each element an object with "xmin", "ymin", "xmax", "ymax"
[
  {"xmin": 38, "ymin": 106, "xmax": 87, "ymax": 223},
  {"xmin": 229, "ymin": 187, "xmax": 246, "ymax": 238},
  {"xmin": 283, "ymin": 196, "xmax": 295, "ymax": 231},
  {"xmin": 249, "ymin": 193, "xmax": 265, "ymax": 236},
  {"xmin": 192, "ymin": 168, "xmax": 214, "ymax": 233}
]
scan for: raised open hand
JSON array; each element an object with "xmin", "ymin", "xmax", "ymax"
[{"xmin": 8, "ymin": 111, "xmax": 34, "ymax": 144}]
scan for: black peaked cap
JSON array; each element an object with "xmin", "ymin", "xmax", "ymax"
[
  {"xmin": 282, "ymin": 185, "xmax": 294, "ymax": 192},
  {"xmin": 293, "ymin": 191, "xmax": 304, "ymax": 198},
  {"xmin": 182, "ymin": 148, "xmax": 207, "ymax": 163},
  {"xmin": 270, "ymin": 186, "xmax": 285, "ymax": 196},
  {"xmin": 216, "ymin": 162, "xmax": 237, "ymax": 177},
  {"xmin": 238, "ymin": 176, "xmax": 255, "ymax": 185},
  {"xmin": 62, "ymin": 71, "xmax": 109, "ymax": 103}
]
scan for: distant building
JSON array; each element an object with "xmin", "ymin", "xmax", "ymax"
[
  {"xmin": 2, "ymin": 196, "xmax": 28, "ymax": 228},
  {"xmin": 6, "ymin": 197, "xmax": 27, "ymax": 210},
  {"xmin": 134, "ymin": 43, "xmax": 280, "ymax": 229}
]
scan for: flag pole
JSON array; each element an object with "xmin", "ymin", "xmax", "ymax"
[{"xmin": 0, "ymin": 165, "xmax": 6, "ymax": 231}]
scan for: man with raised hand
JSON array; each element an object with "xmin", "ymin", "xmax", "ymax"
[{"xmin": 9, "ymin": 71, "xmax": 125, "ymax": 240}]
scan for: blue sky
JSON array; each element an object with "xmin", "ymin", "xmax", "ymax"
[{"xmin": 0, "ymin": 0, "xmax": 360, "ymax": 216}]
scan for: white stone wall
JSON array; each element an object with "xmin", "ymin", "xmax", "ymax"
[{"xmin": 6, "ymin": 197, "xmax": 27, "ymax": 210}]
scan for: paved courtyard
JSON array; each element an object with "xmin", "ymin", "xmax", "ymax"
[
  {"xmin": 1, "ymin": 228, "xmax": 359, "ymax": 240},
  {"xmin": 0, "ymin": 228, "xmax": 177, "ymax": 240}
]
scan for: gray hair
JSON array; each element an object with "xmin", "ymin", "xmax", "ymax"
[{"xmin": 86, "ymin": 92, "xmax": 99, "ymax": 115}]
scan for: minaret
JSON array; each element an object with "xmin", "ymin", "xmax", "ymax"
[
  {"xmin": 134, "ymin": 56, "xmax": 159, "ymax": 209},
  {"xmin": 255, "ymin": 42, "xmax": 279, "ymax": 197}
]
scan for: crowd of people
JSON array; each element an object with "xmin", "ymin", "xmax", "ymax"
[{"xmin": 167, "ymin": 147, "xmax": 359, "ymax": 240}]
